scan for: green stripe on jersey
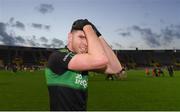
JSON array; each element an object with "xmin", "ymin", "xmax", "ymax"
[{"xmin": 45, "ymin": 68, "xmax": 88, "ymax": 90}]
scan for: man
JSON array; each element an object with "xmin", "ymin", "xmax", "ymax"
[
  {"xmin": 167, "ymin": 65, "xmax": 174, "ymax": 77},
  {"xmin": 145, "ymin": 67, "xmax": 150, "ymax": 76},
  {"xmin": 45, "ymin": 19, "xmax": 122, "ymax": 111},
  {"xmin": 152, "ymin": 67, "xmax": 158, "ymax": 77},
  {"xmin": 117, "ymin": 66, "xmax": 127, "ymax": 80},
  {"xmin": 157, "ymin": 67, "xmax": 164, "ymax": 77},
  {"xmin": 106, "ymin": 74, "xmax": 114, "ymax": 80},
  {"xmin": 12, "ymin": 64, "xmax": 17, "ymax": 73}
]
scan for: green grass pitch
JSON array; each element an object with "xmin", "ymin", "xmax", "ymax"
[{"xmin": 0, "ymin": 70, "xmax": 180, "ymax": 110}]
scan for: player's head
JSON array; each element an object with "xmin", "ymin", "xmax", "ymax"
[{"xmin": 67, "ymin": 19, "xmax": 88, "ymax": 54}]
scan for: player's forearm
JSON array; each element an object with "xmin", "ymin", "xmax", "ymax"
[
  {"xmin": 99, "ymin": 37, "xmax": 122, "ymax": 74},
  {"xmin": 83, "ymin": 25, "xmax": 107, "ymax": 58}
]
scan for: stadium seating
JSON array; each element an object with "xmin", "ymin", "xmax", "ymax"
[
  {"xmin": 0, "ymin": 45, "xmax": 54, "ymax": 68},
  {"xmin": 0, "ymin": 45, "xmax": 180, "ymax": 69}
]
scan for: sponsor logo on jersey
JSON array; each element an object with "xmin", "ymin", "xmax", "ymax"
[{"xmin": 75, "ymin": 74, "xmax": 88, "ymax": 88}]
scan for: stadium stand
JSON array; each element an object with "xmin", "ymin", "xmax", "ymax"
[
  {"xmin": 0, "ymin": 45, "xmax": 180, "ymax": 70},
  {"xmin": 116, "ymin": 49, "xmax": 180, "ymax": 69},
  {"xmin": 0, "ymin": 45, "xmax": 56, "ymax": 70}
]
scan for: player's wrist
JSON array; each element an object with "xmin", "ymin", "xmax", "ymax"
[{"xmin": 91, "ymin": 24, "xmax": 102, "ymax": 37}]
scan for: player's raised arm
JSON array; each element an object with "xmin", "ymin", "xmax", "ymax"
[
  {"xmin": 99, "ymin": 37, "xmax": 122, "ymax": 74},
  {"xmin": 89, "ymin": 23, "xmax": 122, "ymax": 74},
  {"xmin": 68, "ymin": 20, "xmax": 108, "ymax": 71}
]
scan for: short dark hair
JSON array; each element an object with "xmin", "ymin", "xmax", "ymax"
[{"xmin": 70, "ymin": 19, "xmax": 84, "ymax": 32}]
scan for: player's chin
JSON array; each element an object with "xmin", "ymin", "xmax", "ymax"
[
  {"xmin": 78, "ymin": 49, "xmax": 87, "ymax": 54},
  {"xmin": 77, "ymin": 48, "xmax": 87, "ymax": 54}
]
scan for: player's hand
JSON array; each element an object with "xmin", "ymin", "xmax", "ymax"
[{"xmin": 72, "ymin": 19, "xmax": 102, "ymax": 37}]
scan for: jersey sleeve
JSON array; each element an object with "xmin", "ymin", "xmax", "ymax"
[{"xmin": 47, "ymin": 51, "xmax": 74, "ymax": 74}]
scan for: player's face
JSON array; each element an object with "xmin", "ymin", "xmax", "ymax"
[{"xmin": 70, "ymin": 30, "xmax": 88, "ymax": 54}]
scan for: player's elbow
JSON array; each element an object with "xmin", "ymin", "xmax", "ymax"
[
  {"xmin": 114, "ymin": 68, "xmax": 122, "ymax": 74},
  {"xmin": 109, "ymin": 66, "xmax": 122, "ymax": 74},
  {"xmin": 114, "ymin": 65, "xmax": 123, "ymax": 74}
]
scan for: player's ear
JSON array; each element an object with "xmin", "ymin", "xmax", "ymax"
[{"xmin": 68, "ymin": 32, "xmax": 73, "ymax": 43}]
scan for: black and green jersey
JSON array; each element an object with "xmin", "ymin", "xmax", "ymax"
[{"xmin": 45, "ymin": 47, "xmax": 88, "ymax": 111}]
